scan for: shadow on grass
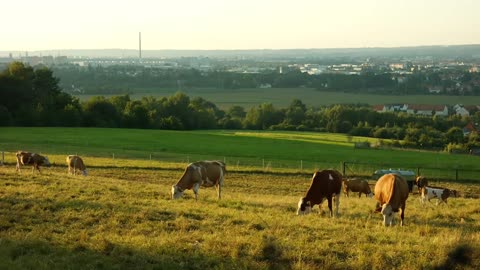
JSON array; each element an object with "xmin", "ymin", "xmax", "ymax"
[
  {"xmin": 0, "ymin": 238, "xmax": 261, "ymax": 270},
  {"xmin": 434, "ymin": 244, "xmax": 479, "ymax": 270}
]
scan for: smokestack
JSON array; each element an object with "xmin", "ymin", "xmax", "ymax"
[{"xmin": 139, "ymin": 32, "xmax": 142, "ymax": 61}]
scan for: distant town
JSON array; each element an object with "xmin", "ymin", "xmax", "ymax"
[{"xmin": 1, "ymin": 45, "xmax": 480, "ymax": 97}]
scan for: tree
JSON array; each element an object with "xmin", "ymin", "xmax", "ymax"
[{"xmin": 446, "ymin": 127, "xmax": 465, "ymax": 144}]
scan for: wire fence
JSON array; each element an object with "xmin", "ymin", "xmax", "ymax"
[
  {"xmin": 2, "ymin": 150, "xmax": 479, "ymax": 182},
  {"xmin": 343, "ymin": 161, "xmax": 480, "ymax": 182}
]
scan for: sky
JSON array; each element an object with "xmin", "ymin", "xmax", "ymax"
[{"xmin": 2, "ymin": 0, "xmax": 480, "ymax": 51}]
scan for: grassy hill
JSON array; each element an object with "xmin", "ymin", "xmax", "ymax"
[{"xmin": 1, "ymin": 127, "xmax": 479, "ymax": 181}]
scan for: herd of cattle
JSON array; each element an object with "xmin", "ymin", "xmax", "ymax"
[
  {"xmin": 15, "ymin": 151, "xmax": 87, "ymax": 176},
  {"xmin": 13, "ymin": 152, "xmax": 458, "ymax": 226}
]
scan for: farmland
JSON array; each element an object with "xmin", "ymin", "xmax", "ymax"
[
  {"xmin": 73, "ymin": 88, "xmax": 480, "ymax": 109},
  {"xmin": 1, "ymin": 158, "xmax": 479, "ymax": 269},
  {"xmin": 1, "ymin": 127, "xmax": 480, "ymax": 268}
]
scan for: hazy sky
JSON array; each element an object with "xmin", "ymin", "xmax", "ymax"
[{"xmin": 2, "ymin": 0, "xmax": 480, "ymax": 51}]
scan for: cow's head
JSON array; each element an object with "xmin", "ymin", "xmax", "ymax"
[
  {"xmin": 171, "ymin": 185, "xmax": 184, "ymax": 199},
  {"xmin": 416, "ymin": 176, "xmax": 428, "ymax": 189},
  {"xmin": 82, "ymin": 169, "xmax": 88, "ymax": 176},
  {"xmin": 380, "ymin": 204, "xmax": 394, "ymax": 226},
  {"xmin": 296, "ymin": 197, "xmax": 312, "ymax": 215},
  {"xmin": 42, "ymin": 156, "xmax": 51, "ymax": 167}
]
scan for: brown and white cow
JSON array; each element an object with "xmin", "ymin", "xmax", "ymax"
[
  {"xmin": 374, "ymin": 173, "xmax": 409, "ymax": 226},
  {"xmin": 415, "ymin": 176, "xmax": 428, "ymax": 190},
  {"xmin": 16, "ymin": 151, "xmax": 51, "ymax": 173},
  {"xmin": 421, "ymin": 186, "xmax": 452, "ymax": 205},
  {"xmin": 171, "ymin": 160, "xmax": 226, "ymax": 200},
  {"xmin": 297, "ymin": 169, "xmax": 343, "ymax": 217},
  {"xmin": 343, "ymin": 178, "xmax": 373, "ymax": 198},
  {"xmin": 66, "ymin": 155, "xmax": 88, "ymax": 176}
]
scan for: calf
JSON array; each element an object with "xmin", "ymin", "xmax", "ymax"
[
  {"xmin": 343, "ymin": 178, "xmax": 373, "ymax": 198},
  {"xmin": 66, "ymin": 155, "xmax": 88, "ymax": 176},
  {"xmin": 421, "ymin": 186, "xmax": 451, "ymax": 205},
  {"xmin": 297, "ymin": 169, "xmax": 342, "ymax": 217},
  {"xmin": 16, "ymin": 151, "xmax": 51, "ymax": 173}
]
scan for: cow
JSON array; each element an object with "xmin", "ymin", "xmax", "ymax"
[
  {"xmin": 343, "ymin": 178, "xmax": 373, "ymax": 198},
  {"xmin": 374, "ymin": 173, "xmax": 409, "ymax": 226},
  {"xmin": 421, "ymin": 186, "xmax": 452, "ymax": 205},
  {"xmin": 171, "ymin": 160, "xmax": 226, "ymax": 200},
  {"xmin": 15, "ymin": 151, "xmax": 51, "ymax": 173},
  {"xmin": 296, "ymin": 169, "xmax": 342, "ymax": 217},
  {"xmin": 415, "ymin": 176, "xmax": 428, "ymax": 190},
  {"xmin": 66, "ymin": 155, "xmax": 88, "ymax": 176}
]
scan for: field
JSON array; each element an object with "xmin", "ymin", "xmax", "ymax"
[
  {"xmin": 0, "ymin": 127, "xmax": 480, "ymax": 268},
  {"xmin": 74, "ymin": 88, "xmax": 480, "ymax": 109},
  {"xmin": 1, "ymin": 158, "xmax": 479, "ymax": 269}
]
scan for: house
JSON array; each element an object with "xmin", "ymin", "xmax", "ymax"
[
  {"xmin": 463, "ymin": 122, "xmax": 477, "ymax": 136},
  {"xmin": 406, "ymin": 104, "xmax": 448, "ymax": 116},
  {"xmin": 453, "ymin": 104, "xmax": 470, "ymax": 116}
]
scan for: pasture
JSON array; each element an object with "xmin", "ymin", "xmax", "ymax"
[
  {"xmin": 1, "ymin": 160, "xmax": 479, "ymax": 269},
  {"xmin": 73, "ymin": 88, "xmax": 480, "ymax": 109},
  {"xmin": 1, "ymin": 127, "xmax": 480, "ymax": 181}
]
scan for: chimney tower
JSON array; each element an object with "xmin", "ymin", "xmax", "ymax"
[{"xmin": 139, "ymin": 32, "xmax": 142, "ymax": 61}]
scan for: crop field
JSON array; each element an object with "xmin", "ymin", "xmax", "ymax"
[
  {"xmin": 0, "ymin": 127, "xmax": 479, "ymax": 268},
  {"xmin": 73, "ymin": 88, "xmax": 480, "ymax": 109},
  {"xmin": 1, "ymin": 158, "xmax": 479, "ymax": 269}
]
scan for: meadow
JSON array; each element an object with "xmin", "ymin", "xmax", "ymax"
[
  {"xmin": 74, "ymin": 88, "xmax": 480, "ymax": 109},
  {"xmin": 1, "ymin": 159, "xmax": 479, "ymax": 269},
  {"xmin": 1, "ymin": 127, "xmax": 480, "ymax": 268},
  {"xmin": 1, "ymin": 127, "xmax": 480, "ymax": 181}
]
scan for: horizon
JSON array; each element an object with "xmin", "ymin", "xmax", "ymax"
[{"xmin": 2, "ymin": 0, "xmax": 480, "ymax": 52}]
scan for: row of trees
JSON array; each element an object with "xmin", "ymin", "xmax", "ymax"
[
  {"xmin": 52, "ymin": 64, "xmax": 480, "ymax": 95},
  {"xmin": 1, "ymin": 62, "xmax": 479, "ymax": 151}
]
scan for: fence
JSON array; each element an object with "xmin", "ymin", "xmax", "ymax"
[
  {"xmin": 2, "ymin": 150, "xmax": 479, "ymax": 182},
  {"xmin": 342, "ymin": 161, "xmax": 480, "ymax": 182}
]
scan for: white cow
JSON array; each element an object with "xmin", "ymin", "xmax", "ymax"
[{"xmin": 421, "ymin": 186, "xmax": 451, "ymax": 205}]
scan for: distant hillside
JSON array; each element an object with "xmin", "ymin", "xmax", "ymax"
[{"xmin": 2, "ymin": 44, "xmax": 480, "ymax": 59}]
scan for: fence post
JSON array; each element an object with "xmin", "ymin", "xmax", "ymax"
[
  {"xmin": 417, "ymin": 167, "xmax": 420, "ymax": 176},
  {"xmin": 342, "ymin": 161, "xmax": 346, "ymax": 176},
  {"xmin": 262, "ymin": 159, "xmax": 265, "ymax": 170},
  {"xmin": 300, "ymin": 160, "xmax": 303, "ymax": 171},
  {"xmin": 150, "ymin": 154, "xmax": 152, "ymax": 160},
  {"xmin": 456, "ymin": 169, "xmax": 459, "ymax": 181}
]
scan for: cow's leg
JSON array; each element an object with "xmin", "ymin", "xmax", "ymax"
[
  {"xmin": 193, "ymin": 182, "xmax": 200, "ymax": 201},
  {"xmin": 358, "ymin": 192, "xmax": 361, "ymax": 198},
  {"xmin": 400, "ymin": 206, "xmax": 405, "ymax": 226},
  {"xmin": 327, "ymin": 197, "xmax": 333, "ymax": 217},
  {"xmin": 334, "ymin": 193, "xmax": 340, "ymax": 217},
  {"xmin": 216, "ymin": 170, "xmax": 224, "ymax": 200}
]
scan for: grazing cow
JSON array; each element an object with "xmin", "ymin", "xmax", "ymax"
[
  {"xmin": 15, "ymin": 151, "xmax": 51, "ymax": 173},
  {"xmin": 421, "ymin": 186, "xmax": 452, "ymax": 205},
  {"xmin": 374, "ymin": 173, "xmax": 409, "ymax": 226},
  {"xmin": 66, "ymin": 155, "xmax": 88, "ymax": 176},
  {"xmin": 171, "ymin": 160, "xmax": 226, "ymax": 200},
  {"xmin": 343, "ymin": 178, "xmax": 373, "ymax": 198},
  {"xmin": 297, "ymin": 169, "xmax": 342, "ymax": 217}
]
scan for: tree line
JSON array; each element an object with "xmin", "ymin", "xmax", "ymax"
[
  {"xmin": 1, "ymin": 62, "xmax": 479, "ymax": 152},
  {"xmin": 52, "ymin": 64, "xmax": 480, "ymax": 95}
]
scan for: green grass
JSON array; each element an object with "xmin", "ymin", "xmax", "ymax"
[
  {"xmin": 1, "ymin": 127, "xmax": 480, "ymax": 181},
  {"xmin": 0, "ymin": 163, "xmax": 479, "ymax": 269},
  {"xmin": 74, "ymin": 88, "xmax": 480, "ymax": 109}
]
